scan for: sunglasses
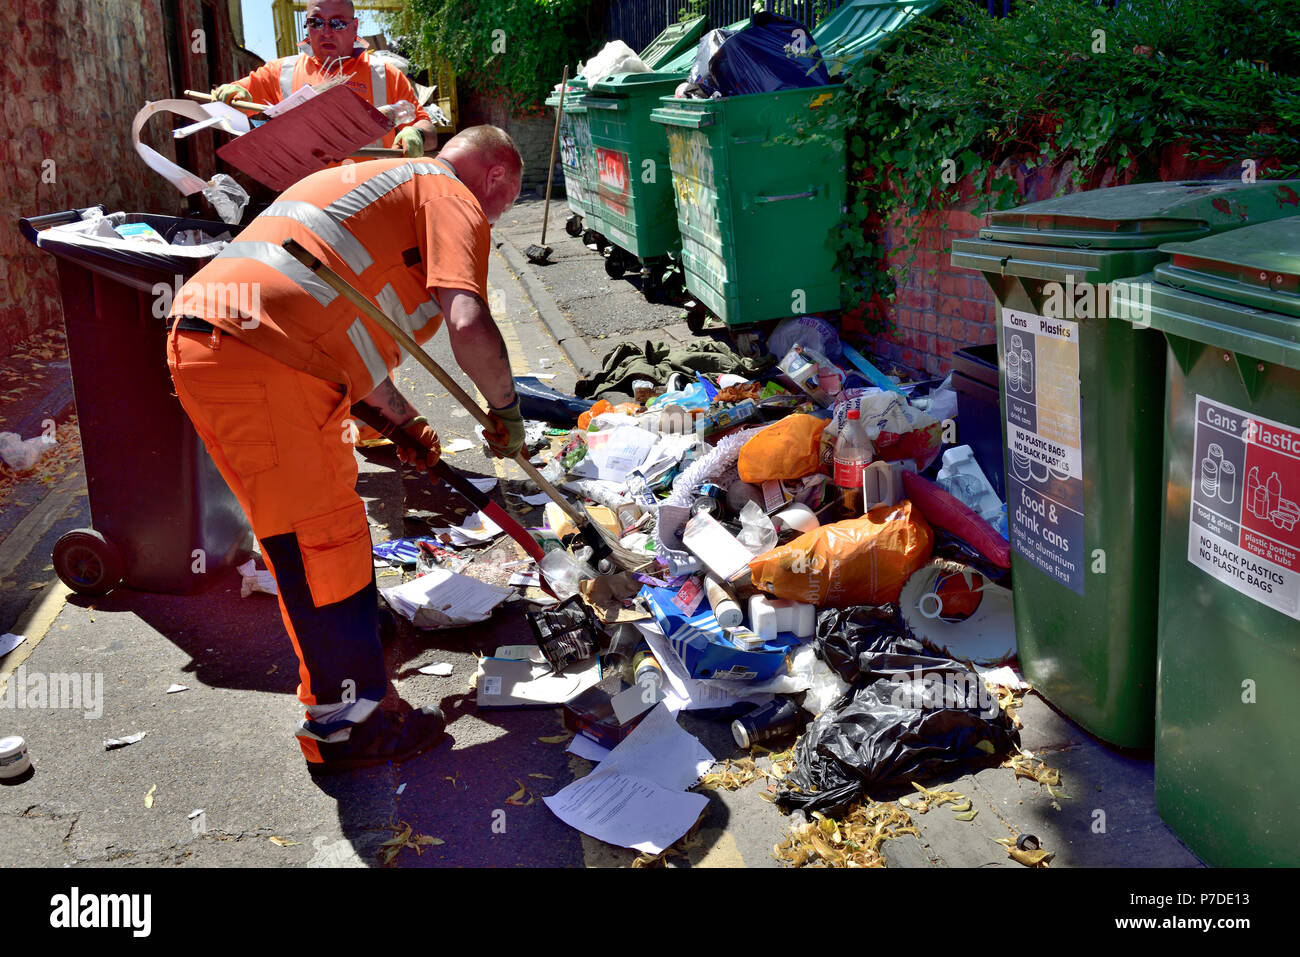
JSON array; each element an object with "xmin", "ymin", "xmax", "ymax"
[{"xmin": 304, "ymin": 16, "xmax": 352, "ymax": 31}]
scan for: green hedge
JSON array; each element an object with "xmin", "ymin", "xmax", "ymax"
[
  {"xmin": 814, "ymin": 0, "xmax": 1300, "ymax": 331},
  {"xmin": 402, "ymin": 0, "xmax": 600, "ymax": 113}
]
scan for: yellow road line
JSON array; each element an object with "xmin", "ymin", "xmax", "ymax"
[{"xmin": 0, "ymin": 580, "xmax": 73, "ymax": 695}]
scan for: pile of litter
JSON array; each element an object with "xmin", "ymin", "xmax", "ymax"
[{"xmin": 289, "ymin": 315, "xmax": 1033, "ymax": 863}]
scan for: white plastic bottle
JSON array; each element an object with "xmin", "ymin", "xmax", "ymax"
[{"xmin": 833, "ymin": 409, "xmax": 873, "ymax": 515}]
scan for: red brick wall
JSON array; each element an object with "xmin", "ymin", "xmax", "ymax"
[
  {"xmin": 1, "ymin": 0, "xmax": 261, "ymax": 360},
  {"xmin": 860, "ymin": 147, "xmax": 1240, "ymax": 378}
]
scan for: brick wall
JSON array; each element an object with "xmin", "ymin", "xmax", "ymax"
[
  {"xmin": 458, "ymin": 88, "xmax": 559, "ymax": 193},
  {"xmin": 1, "ymin": 0, "xmax": 260, "ymax": 360},
  {"xmin": 860, "ymin": 148, "xmax": 1241, "ymax": 378}
]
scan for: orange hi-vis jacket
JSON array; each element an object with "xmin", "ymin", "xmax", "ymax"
[
  {"xmin": 235, "ymin": 48, "xmax": 431, "ymax": 150},
  {"xmin": 168, "ymin": 157, "xmax": 490, "ymax": 397}
]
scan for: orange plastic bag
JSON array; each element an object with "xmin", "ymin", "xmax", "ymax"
[
  {"xmin": 748, "ymin": 500, "xmax": 933, "ymax": 607},
  {"xmin": 737, "ymin": 414, "xmax": 829, "ymax": 483}
]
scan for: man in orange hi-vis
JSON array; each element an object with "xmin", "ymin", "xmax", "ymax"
[
  {"xmin": 212, "ymin": 0, "xmax": 438, "ymax": 158},
  {"xmin": 167, "ymin": 126, "xmax": 526, "ymax": 773}
]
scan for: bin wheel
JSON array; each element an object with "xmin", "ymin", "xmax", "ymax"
[
  {"xmin": 604, "ymin": 251, "xmax": 626, "ymax": 280},
  {"xmin": 581, "ymin": 229, "xmax": 599, "ymax": 248},
  {"xmin": 685, "ymin": 302, "xmax": 710, "ymax": 336},
  {"xmin": 52, "ymin": 528, "xmax": 124, "ymax": 596},
  {"xmin": 565, "ymin": 214, "xmax": 583, "ymax": 237}
]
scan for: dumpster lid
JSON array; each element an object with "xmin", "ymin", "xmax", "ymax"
[
  {"xmin": 979, "ymin": 180, "xmax": 1300, "ymax": 250},
  {"xmin": 1153, "ymin": 215, "xmax": 1300, "ymax": 319},
  {"xmin": 638, "ymin": 16, "xmax": 708, "ymax": 70},
  {"xmin": 814, "ymin": 0, "xmax": 943, "ymax": 77}
]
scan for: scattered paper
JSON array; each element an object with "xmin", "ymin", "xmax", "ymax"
[
  {"xmin": 381, "ymin": 567, "xmax": 511, "ymax": 629},
  {"xmin": 396, "ymin": 783, "xmax": 407, "ymax": 795},
  {"xmin": 571, "ymin": 427, "xmax": 657, "ymax": 482},
  {"xmin": 187, "ymin": 809, "xmax": 204, "ymax": 820},
  {"xmin": 262, "ymin": 83, "xmax": 317, "ymax": 117},
  {"xmin": 164, "ymin": 684, "xmax": 188, "ymax": 694},
  {"xmin": 977, "ymin": 664, "xmax": 1029, "ymax": 690},
  {"xmin": 105, "ymin": 732, "xmax": 148, "ymax": 751},
  {"xmin": 595, "ymin": 703, "xmax": 714, "ymax": 791},
  {"xmin": 543, "ymin": 768, "xmax": 708, "ymax": 856},
  {"xmin": 238, "ymin": 558, "xmax": 278, "ymax": 597},
  {"xmin": 475, "ymin": 656, "xmax": 601, "ymax": 708},
  {"xmin": 495, "ymin": 645, "xmax": 546, "ymax": 663},
  {"xmin": 567, "ymin": 734, "xmax": 613, "ymax": 762},
  {"xmin": 510, "ymin": 491, "xmax": 554, "ymax": 506},
  {"xmin": 442, "ymin": 438, "xmax": 476, "ymax": 454},
  {"xmin": 418, "ymin": 662, "xmax": 454, "ymax": 676},
  {"xmin": 509, "ymin": 569, "xmax": 541, "ymax": 588},
  {"xmin": 0, "ymin": 633, "xmax": 25, "ymax": 657},
  {"xmin": 430, "ymin": 510, "xmax": 504, "ymax": 546}
]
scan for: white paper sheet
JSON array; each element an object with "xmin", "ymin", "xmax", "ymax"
[
  {"xmin": 381, "ymin": 567, "xmax": 511, "ymax": 628},
  {"xmin": 475, "ymin": 656, "xmax": 601, "ymax": 707},
  {"xmin": 131, "ymin": 100, "xmax": 227, "ymax": 195},
  {"xmin": 572, "ymin": 427, "xmax": 658, "ymax": 482},
  {"xmin": 594, "ymin": 703, "xmax": 714, "ymax": 791},
  {"xmin": 567, "ymin": 734, "xmax": 612, "ymax": 762},
  {"xmin": 542, "ymin": 767, "xmax": 708, "ymax": 855},
  {"xmin": 262, "ymin": 83, "xmax": 317, "ymax": 117},
  {"xmin": 442, "ymin": 438, "xmax": 476, "ymax": 454},
  {"xmin": 430, "ymin": 510, "xmax": 503, "ymax": 546}
]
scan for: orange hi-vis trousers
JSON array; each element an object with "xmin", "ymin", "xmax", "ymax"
[{"xmin": 168, "ymin": 325, "xmax": 386, "ymax": 763}]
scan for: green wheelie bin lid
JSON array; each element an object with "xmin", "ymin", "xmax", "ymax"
[
  {"xmin": 638, "ymin": 16, "xmax": 708, "ymax": 70},
  {"xmin": 952, "ymin": 179, "xmax": 1300, "ymax": 282}
]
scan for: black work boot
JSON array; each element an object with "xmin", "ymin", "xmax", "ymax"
[{"xmin": 307, "ymin": 703, "xmax": 446, "ymax": 775}]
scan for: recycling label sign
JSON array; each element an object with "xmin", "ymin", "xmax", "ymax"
[
  {"xmin": 1002, "ymin": 308, "xmax": 1086, "ymax": 595},
  {"xmin": 1188, "ymin": 396, "xmax": 1300, "ymax": 620}
]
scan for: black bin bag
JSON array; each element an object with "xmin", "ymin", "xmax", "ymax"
[
  {"xmin": 692, "ymin": 12, "xmax": 832, "ymax": 98},
  {"xmin": 779, "ymin": 606, "xmax": 1018, "ymax": 816}
]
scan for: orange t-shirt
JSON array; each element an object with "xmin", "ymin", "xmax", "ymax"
[
  {"xmin": 236, "ymin": 49, "xmax": 430, "ymax": 151},
  {"xmin": 170, "ymin": 158, "xmax": 488, "ymax": 396}
]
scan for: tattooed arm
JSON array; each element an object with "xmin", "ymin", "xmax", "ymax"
[
  {"xmin": 434, "ymin": 288, "xmax": 517, "ymax": 410},
  {"xmin": 359, "ymin": 376, "xmax": 418, "ymax": 426}
]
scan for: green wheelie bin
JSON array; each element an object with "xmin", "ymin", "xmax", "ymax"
[
  {"xmin": 1111, "ymin": 214, "xmax": 1300, "ymax": 865},
  {"xmin": 650, "ymin": 0, "xmax": 941, "ymax": 330},
  {"xmin": 584, "ymin": 44, "xmax": 711, "ymax": 301},
  {"xmin": 544, "ymin": 17, "xmax": 707, "ymax": 246},
  {"xmin": 950, "ymin": 179, "xmax": 1300, "ymax": 748}
]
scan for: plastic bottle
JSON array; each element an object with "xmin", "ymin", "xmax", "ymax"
[{"xmin": 833, "ymin": 409, "xmax": 873, "ymax": 515}]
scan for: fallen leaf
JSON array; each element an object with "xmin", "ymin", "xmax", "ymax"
[
  {"xmin": 954, "ymin": 809, "xmax": 979, "ymax": 822},
  {"xmin": 975, "ymin": 739, "xmax": 995, "ymax": 754},
  {"xmin": 144, "ymin": 784, "xmax": 157, "ymax": 808},
  {"xmin": 266, "ymin": 664, "xmax": 277, "ymax": 675},
  {"xmin": 950, "ymin": 800, "xmax": 972, "ymax": 813},
  {"xmin": 1008, "ymin": 846, "xmax": 1055, "ymax": 867},
  {"xmin": 269, "ymin": 836, "xmax": 299, "ymax": 847},
  {"xmin": 538, "ymin": 733, "xmax": 572, "ymax": 744},
  {"xmin": 414, "ymin": 835, "xmax": 444, "ymax": 846},
  {"xmin": 528, "ymin": 773, "xmax": 552, "ymax": 780},
  {"xmin": 505, "ymin": 779, "xmax": 535, "ymax": 806}
]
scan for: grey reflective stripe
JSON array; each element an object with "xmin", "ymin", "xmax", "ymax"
[
  {"xmin": 370, "ymin": 58, "xmax": 387, "ymax": 109},
  {"xmin": 215, "ymin": 241, "xmax": 338, "ymax": 307},
  {"xmin": 345, "ymin": 318, "xmax": 389, "ymax": 393},
  {"xmin": 375, "ymin": 284, "xmax": 441, "ymax": 338},
  {"xmin": 261, "ymin": 201, "xmax": 373, "ymax": 274},
  {"xmin": 279, "ymin": 56, "xmax": 298, "ymax": 98},
  {"xmin": 323, "ymin": 163, "xmax": 457, "ymax": 222},
  {"xmin": 297, "ymin": 697, "xmax": 381, "ymax": 742}
]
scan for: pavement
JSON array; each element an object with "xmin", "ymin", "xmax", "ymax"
[{"xmin": 0, "ymin": 191, "xmax": 1203, "ymax": 869}]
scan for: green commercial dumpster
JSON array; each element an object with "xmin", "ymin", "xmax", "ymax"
[
  {"xmin": 584, "ymin": 44, "xmax": 712, "ymax": 299},
  {"xmin": 546, "ymin": 76, "xmax": 599, "ymax": 240},
  {"xmin": 1110, "ymin": 214, "xmax": 1300, "ymax": 865},
  {"xmin": 545, "ymin": 18, "xmax": 706, "ymax": 244},
  {"xmin": 950, "ymin": 179, "xmax": 1300, "ymax": 748},
  {"xmin": 650, "ymin": 1, "xmax": 940, "ymax": 329}
]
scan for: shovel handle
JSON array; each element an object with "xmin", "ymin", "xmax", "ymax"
[
  {"xmin": 186, "ymin": 88, "xmax": 269, "ymax": 113},
  {"xmin": 279, "ymin": 238, "xmax": 588, "ymax": 529}
]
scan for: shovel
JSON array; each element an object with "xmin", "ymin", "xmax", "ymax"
[
  {"xmin": 279, "ymin": 238, "xmax": 616, "ymax": 574},
  {"xmin": 524, "ymin": 66, "xmax": 568, "ymax": 265}
]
